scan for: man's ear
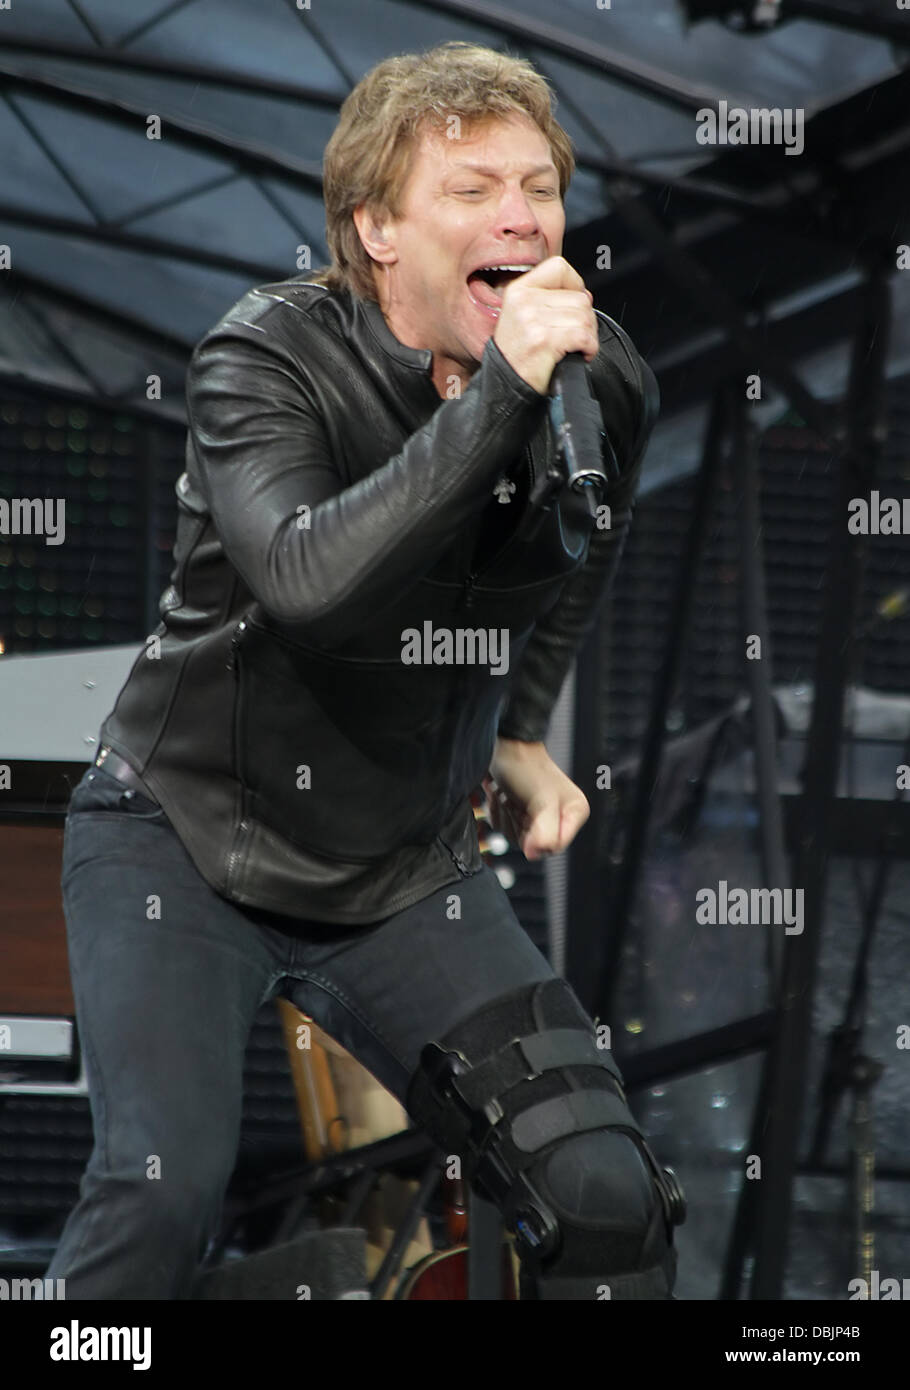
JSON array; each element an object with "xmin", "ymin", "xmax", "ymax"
[{"xmin": 353, "ymin": 204, "xmax": 397, "ymax": 265}]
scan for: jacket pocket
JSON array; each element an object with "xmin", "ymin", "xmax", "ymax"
[{"xmin": 231, "ymin": 615, "xmax": 474, "ymax": 861}]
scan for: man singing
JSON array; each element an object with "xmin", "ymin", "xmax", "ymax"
[{"xmin": 48, "ymin": 40, "xmax": 682, "ymax": 1300}]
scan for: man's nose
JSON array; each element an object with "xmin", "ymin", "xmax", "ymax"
[{"xmin": 494, "ymin": 187, "xmax": 542, "ymax": 238}]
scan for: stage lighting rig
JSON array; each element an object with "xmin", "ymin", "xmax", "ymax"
[{"xmin": 678, "ymin": 0, "xmax": 910, "ymax": 43}]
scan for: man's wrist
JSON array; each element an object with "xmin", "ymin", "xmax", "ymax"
[{"xmin": 492, "ymin": 735, "xmax": 547, "ymax": 761}]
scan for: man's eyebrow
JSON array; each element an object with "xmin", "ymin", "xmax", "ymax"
[{"xmin": 446, "ymin": 162, "xmax": 558, "ymax": 178}]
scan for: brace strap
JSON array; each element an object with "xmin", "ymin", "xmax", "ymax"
[
  {"xmin": 510, "ymin": 1089, "xmax": 642, "ymax": 1156},
  {"xmin": 453, "ymin": 1026, "xmax": 625, "ymax": 1114}
]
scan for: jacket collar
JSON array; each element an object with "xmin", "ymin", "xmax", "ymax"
[{"xmin": 358, "ymin": 295, "xmax": 436, "ymax": 377}]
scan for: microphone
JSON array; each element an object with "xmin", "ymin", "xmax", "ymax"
[{"xmin": 546, "ymin": 353, "xmax": 617, "ymax": 518}]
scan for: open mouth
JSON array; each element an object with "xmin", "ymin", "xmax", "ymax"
[{"xmin": 466, "ymin": 264, "xmax": 534, "ymax": 317}]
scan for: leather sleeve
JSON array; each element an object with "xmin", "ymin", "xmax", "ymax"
[
  {"xmin": 185, "ymin": 320, "xmax": 547, "ymax": 648},
  {"xmin": 496, "ymin": 321, "xmax": 660, "ymax": 744}
]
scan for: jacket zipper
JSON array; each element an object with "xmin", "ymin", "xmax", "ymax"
[
  {"xmin": 436, "ymin": 834, "xmax": 469, "ymax": 876},
  {"xmin": 226, "ymin": 616, "xmax": 249, "ymax": 892},
  {"xmin": 226, "ymin": 810, "xmax": 249, "ymax": 895},
  {"xmin": 226, "ymin": 615, "xmax": 247, "ymax": 673}
]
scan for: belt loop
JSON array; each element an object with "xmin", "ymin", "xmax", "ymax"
[{"xmin": 93, "ymin": 744, "xmax": 158, "ymax": 804}]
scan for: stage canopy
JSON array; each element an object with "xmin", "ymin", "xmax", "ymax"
[{"xmin": 1, "ymin": 0, "xmax": 909, "ymax": 490}]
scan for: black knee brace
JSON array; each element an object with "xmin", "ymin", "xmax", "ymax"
[{"xmin": 406, "ymin": 978, "xmax": 685, "ymax": 1300}]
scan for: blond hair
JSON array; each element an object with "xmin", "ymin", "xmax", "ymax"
[{"xmin": 306, "ymin": 41, "xmax": 575, "ymax": 302}]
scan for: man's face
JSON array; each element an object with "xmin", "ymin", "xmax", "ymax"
[{"xmin": 359, "ymin": 113, "xmax": 565, "ymax": 379}]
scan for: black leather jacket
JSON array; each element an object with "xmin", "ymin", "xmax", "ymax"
[{"xmin": 98, "ymin": 276, "xmax": 658, "ymax": 923}]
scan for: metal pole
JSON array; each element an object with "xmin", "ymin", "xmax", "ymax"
[
  {"xmin": 595, "ymin": 381, "xmax": 731, "ymax": 1022},
  {"xmin": 733, "ymin": 392, "xmax": 789, "ymax": 995}
]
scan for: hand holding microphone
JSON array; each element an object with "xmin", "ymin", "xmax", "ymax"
[
  {"xmin": 492, "ymin": 255, "xmax": 610, "ymax": 514},
  {"xmin": 492, "ymin": 254, "xmax": 598, "ymax": 396}
]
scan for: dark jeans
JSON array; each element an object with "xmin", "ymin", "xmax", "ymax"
[{"xmin": 47, "ymin": 765, "xmax": 555, "ymax": 1299}]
